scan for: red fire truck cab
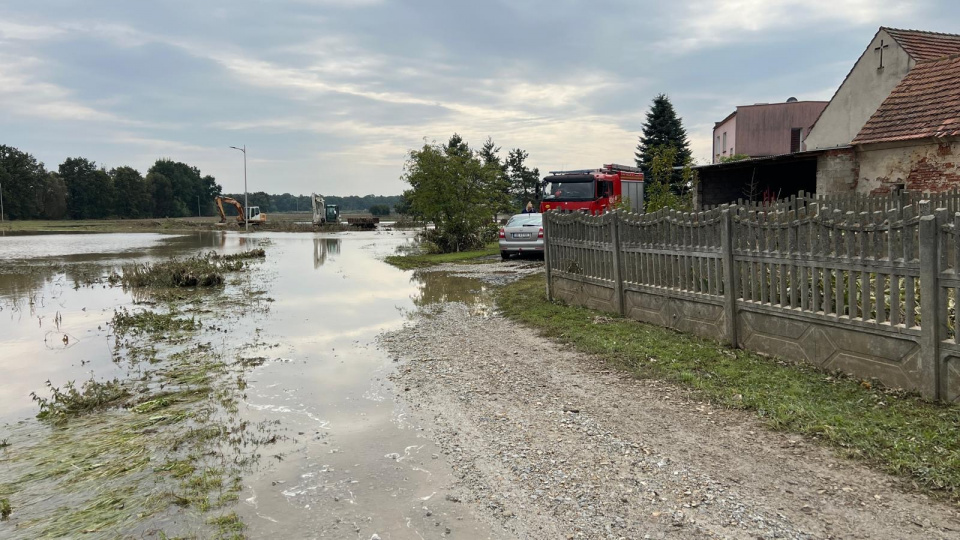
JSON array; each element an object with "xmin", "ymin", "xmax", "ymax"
[{"xmin": 539, "ymin": 164, "xmax": 644, "ymax": 215}]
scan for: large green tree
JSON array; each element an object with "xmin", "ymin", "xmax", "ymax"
[
  {"xmin": 147, "ymin": 159, "xmax": 221, "ymax": 217},
  {"xmin": 635, "ymin": 94, "xmax": 692, "ymax": 193},
  {"xmin": 60, "ymin": 157, "xmax": 114, "ymax": 219},
  {"xmin": 403, "ymin": 134, "xmax": 509, "ymax": 253},
  {"xmin": 111, "ymin": 166, "xmax": 151, "ymax": 218},
  {"xmin": 0, "ymin": 145, "xmax": 52, "ymax": 220}
]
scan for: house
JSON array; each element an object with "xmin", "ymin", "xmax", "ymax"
[
  {"xmin": 713, "ymin": 99, "xmax": 827, "ymax": 163},
  {"xmin": 805, "ymin": 27, "xmax": 960, "ymax": 194},
  {"xmin": 694, "ymin": 27, "xmax": 960, "ymax": 209},
  {"xmin": 850, "ymin": 54, "xmax": 960, "ymax": 193},
  {"xmin": 695, "ymin": 98, "xmax": 828, "ymax": 208}
]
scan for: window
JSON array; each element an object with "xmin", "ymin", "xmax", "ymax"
[
  {"xmin": 542, "ymin": 180, "xmax": 595, "ymax": 200},
  {"xmin": 790, "ymin": 128, "xmax": 803, "ymax": 153},
  {"xmin": 598, "ymin": 181, "xmax": 613, "ymax": 198},
  {"xmin": 722, "ymin": 132, "xmax": 727, "ymax": 153}
]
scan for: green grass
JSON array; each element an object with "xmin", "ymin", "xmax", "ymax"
[
  {"xmin": 384, "ymin": 243, "xmax": 500, "ymax": 270},
  {"xmin": 497, "ymin": 274, "xmax": 960, "ymax": 501}
]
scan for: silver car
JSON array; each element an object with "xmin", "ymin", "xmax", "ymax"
[{"xmin": 499, "ymin": 213, "xmax": 543, "ymax": 259}]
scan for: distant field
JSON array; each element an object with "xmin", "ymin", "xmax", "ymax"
[{"xmin": 0, "ymin": 212, "xmax": 402, "ymax": 234}]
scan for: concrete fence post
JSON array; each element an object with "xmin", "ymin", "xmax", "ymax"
[
  {"xmin": 720, "ymin": 209, "xmax": 739, "ymax": 348},
  {"xmin": 919, "ymin": 212, "xmax": 942, "ymax": 400},
  {"xmin": 544, "ymin": 211, "xmax": 553, "ymax": 301},
  {"xmin": 610, "ymin": 212, "xmax": 625, "ymax": 317}
]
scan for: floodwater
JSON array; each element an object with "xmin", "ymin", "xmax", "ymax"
[{"xmin": 0, "ymin": 230, "xmax": 500, "ymax": 538}]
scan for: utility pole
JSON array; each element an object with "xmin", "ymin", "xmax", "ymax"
[
  {"xmin": 229, "ymin": 145, "xmax": 248, "ymax": 232},
  {"xmin": 197, "ymin": 195, "xmax": 201, "ymax": 217},
  {"xmin": 0, "ymin": 179, "xmax": 4, "ymax": 222}
]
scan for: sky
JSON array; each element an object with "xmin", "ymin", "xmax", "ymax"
[{"xmin": 2, "ymin": 1, "xmax": 959, "ymax": 197}]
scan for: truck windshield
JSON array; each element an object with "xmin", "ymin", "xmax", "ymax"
[{"xmin": 542, "ymin": 180, "xmax": 595, "ymax": 201}]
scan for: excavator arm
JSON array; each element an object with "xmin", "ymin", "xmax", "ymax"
[{"xmin": 215, "ymin": 196, "xmax": 246, "ymax": 224}]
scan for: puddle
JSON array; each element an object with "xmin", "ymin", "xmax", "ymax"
[
  {"xmin": 0, "ymin": 229, "xmax": 503, "ymax": 538},
  {"xmin": 410, "ymin": 270, "xmax": 494, "ymax": 317}
]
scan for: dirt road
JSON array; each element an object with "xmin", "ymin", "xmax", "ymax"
[{"xmin": 380, "ymin": 261, "xmax": 960, "ymax": 540}]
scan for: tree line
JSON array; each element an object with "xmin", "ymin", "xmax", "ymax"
[
  {"xmin": 220, "ymin": 193, "xmax": 402, "ymax": 214},
  {"xmin": 0, "ymin": 145, "xmax": 222, "ymax": 220}
]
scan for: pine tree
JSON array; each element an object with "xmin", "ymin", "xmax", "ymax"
[
  {"xmin": 634, "ymin": 94, "xmax": 691, "ymax": 193},
  {"xmin": 505, "ymin": 148, "xmax": 540, "ymax": 209}
]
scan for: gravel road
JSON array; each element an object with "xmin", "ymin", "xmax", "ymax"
[{"xmin": 379, "ymin": 261, "xmax": 960, "ymax": 540}]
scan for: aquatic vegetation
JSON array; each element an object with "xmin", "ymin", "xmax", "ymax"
[
  {"xmin": 119, "ymin": 256, "xmax": 225, "ymax": 288},
  {"xmin": 30, "ymin": 379, "xmax": 130, "ymax": 425},
  {"xmin": 219, "ymin": 248, "xmax": 266, "ymax": 261},
  {"xmin": 0, "ymin": 498, "xmax": 10, "ymax": 520},
  {"xmin": 1, "ymin": 248, "xmax": 275, "ymax": 538},
  {"xmin": 112, "ymin": 307, "xmax": 199, "ymax": 337},
  {"xmin": 116, "ymin": 249, "xmax": 266, "ymax": 289}
]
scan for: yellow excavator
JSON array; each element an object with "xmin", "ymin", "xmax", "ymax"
[{"xmin": 215, "ymin": 196, "xmax": 267, "ymax": 225}]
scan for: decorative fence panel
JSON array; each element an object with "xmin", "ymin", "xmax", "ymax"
[{"xmin": 543, "ymin": 197, "xmax": 960, "ymax": 401}]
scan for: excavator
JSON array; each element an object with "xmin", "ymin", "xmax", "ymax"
[
  {"xmin": 215, "ymin": 196, "xmax": 267, "ymax": 225},
  {"xmin": 311, "ymin": 193, "xmax": 340, "ymax": 226}
]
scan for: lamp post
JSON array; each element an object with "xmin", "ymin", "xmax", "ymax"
[{"xmin": 229, "ymin": 145, "xmax": 248, "ymax": 232}]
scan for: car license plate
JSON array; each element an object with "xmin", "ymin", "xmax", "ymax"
[{"xmin": 513, "ymin": 232, "xmax": 532, "ymax": 239}]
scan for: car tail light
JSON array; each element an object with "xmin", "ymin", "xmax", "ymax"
[
  {"xmin": 538, "ymin": 227, "xmax": 544, "ymax": 238},
  {"xmin": 499, "ymin": 228, "xmax": 505, "ymax": 239}
]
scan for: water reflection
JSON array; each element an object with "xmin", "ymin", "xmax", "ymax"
[
  {"xmin": 409, "ymin": 270, "xmax": 490, "ymax": 308},
  {"xmin": 0, "ymin": 232, "xmax": 269, "ymax": 419},
  {"xmin": 312, "ymin": 237, "xmax": 342, "ymax": 268},
  {"xmin": 0, "ymin": 230, "xmax": 500, "ymax": 538}
]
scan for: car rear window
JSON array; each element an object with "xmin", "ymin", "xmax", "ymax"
[{"xmin": 506, "ymin": 214, "xmax": 542, "ymax": 227}]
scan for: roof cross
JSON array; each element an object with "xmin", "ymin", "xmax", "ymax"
[{"xmin": 875, "ymin": 39, "xmax": 889, "ymax": 69}]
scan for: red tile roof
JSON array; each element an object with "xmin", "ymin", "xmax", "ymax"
[
  {"xmin": 853, "ymin": 54, "xmax": 960, "ymax": 145},
  {"xmin": 884, "ymin": 28, "xmax": 960, "ymax": 62}
]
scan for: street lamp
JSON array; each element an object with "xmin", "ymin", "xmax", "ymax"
[{"xmin": 229, "ymin": 145, "xmax": 248, "ymax": 232}]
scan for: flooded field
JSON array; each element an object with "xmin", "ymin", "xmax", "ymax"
[{"xmin": 0, "ymin": 230, "xmax": 501, "ymax": 538}]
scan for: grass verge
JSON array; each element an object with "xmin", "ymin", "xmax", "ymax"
[
  {"xmin": 496, "ymin": 274, "xmax": 960, "ymax": 501},
  {"xmin": 384, "ymin": 243, "xmax": 500, "ymax": 270}
]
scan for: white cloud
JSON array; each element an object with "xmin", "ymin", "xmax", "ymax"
[
  {"xmin": 671, "ymin": 0, "xmax": 919, "ymax": 51},
  {"xmin": 0, "ymin": 55, "xmax": 119, "ymax": 122},
  {"xmin": 0, "ymin": 20, "xmax": 64, "ymax": 41}
]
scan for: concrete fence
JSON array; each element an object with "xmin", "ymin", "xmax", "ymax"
[{"xmin": 543, "ymin": 200, "xmax": 960, "ymax": 401}]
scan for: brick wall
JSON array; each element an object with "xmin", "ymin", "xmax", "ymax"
[
  {"xmin": 858, "ymin": 139, "xmax": 960, "ymax": 194},
  {"xmin": 816, "ymin": 148, "xmax": 859, "ymax": 195}
]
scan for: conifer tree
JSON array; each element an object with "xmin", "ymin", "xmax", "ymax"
[{"xmin": 634, "ymin": 94, "xmax": 691, "ymax": 193}]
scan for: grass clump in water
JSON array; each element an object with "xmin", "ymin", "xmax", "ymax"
[
  {"xmin": 116, "ymin": 249, "xmax": 265, "ymax": 289},
  {"xmin": 112, "ymin": 307, "xmax": 199, "ymax": 336},
  {"xmin": 220, "ymin": 248, "xmax": 266, "ymax": 261},
  {"xmin": 208, "ymin": 511, "xmax": 245, "ymax": 538},
  {"xmin": 1, "ymin": 498, "xmax": 10, "ymax": 520},
  {"xmin": 30, "ymin": 379, "xmax": 130, "ymax": 424},
  {"xmin": 496, "ymin": 273, "xmax": 960, "ymax": 501},
  {"xmin": 120, "ymin": 256, "xmax": 224, "ymax": 288}
]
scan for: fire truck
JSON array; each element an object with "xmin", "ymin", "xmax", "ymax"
[{"xmin": 539, "ymin": 164, "xmax": 644, "ymax": 214}]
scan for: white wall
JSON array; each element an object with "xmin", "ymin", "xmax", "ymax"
[{"xmin": 805, "ymin": 29, "xmax": 915, "ymax": 150}]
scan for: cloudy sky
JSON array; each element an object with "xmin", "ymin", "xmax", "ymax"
[{"xmin": 2, "ymin": 1, "xmax": 958, "ymax": 196}]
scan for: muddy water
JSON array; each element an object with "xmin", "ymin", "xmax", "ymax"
[
  {"xmin": 0, "ymin": 230, "xmax": 501, "ymax": 538},
  {"xmin": 0, "ymin": 232, "xmax": 265, "ymax": 420},
  {"xmin": 232, "ymin": 233, "xmax": 500, "ymax": 539}
]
